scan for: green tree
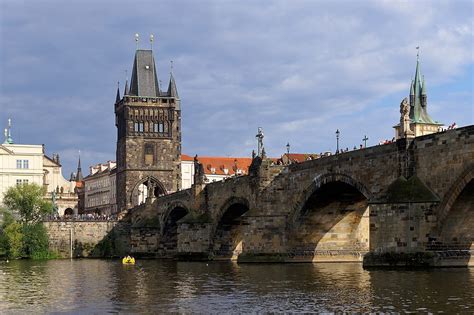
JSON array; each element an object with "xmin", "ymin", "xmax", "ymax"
[
  {"xmin": 22, "ymin": 223, "xmax": 50, "ymax": 259},
  {"xmin": 3, "ymin": 222, "xmax": 24, "ymax": 259},
  {"xmin": 3, "ymin": 183, "xmax": 53, "ymax": 224}
]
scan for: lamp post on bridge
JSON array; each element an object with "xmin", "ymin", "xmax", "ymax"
[{"xmin": 336, "ymin": 129, "xmax": 340, "ymax": 153}]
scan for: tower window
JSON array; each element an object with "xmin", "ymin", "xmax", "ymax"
[
  {"xmin": 154, "ymin": 122, "xmax": 164, "ymax": 133},
  {"xmin": 134, "ymin": 122, "xmax": 144, "ymax": 133}
]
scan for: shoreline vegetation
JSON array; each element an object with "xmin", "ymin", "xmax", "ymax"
[{"xmin": 0, "ymin": 183, "xmax": 57, "ymax": 260}]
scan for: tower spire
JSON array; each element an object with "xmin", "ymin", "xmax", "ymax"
[{"xmin": 76, "ymin": 151, "xmax": 83, "ymax": 182}]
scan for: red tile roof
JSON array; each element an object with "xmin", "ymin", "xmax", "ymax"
[
  {"xmin": 284, "ymin": 153, "xmax": 319, "ymax": 163},
  {"xmin": 181, "ymin": 154, "xmax": 252, "ymax": 176}
]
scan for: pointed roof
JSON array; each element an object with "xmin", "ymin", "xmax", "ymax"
[
  {"xmin": 115, "ymin": 85, "xmax": 121, "ymax": 104},
  {"xmin": 76, "ymin": 156, "xmax": 83, "ymax": 182},
  {"xmin": 167, "ymin": 72, "xmax": 179, "ymax": 98},
  {"xmin": 129, "ymin": 50, "xmax": 160, "ymax": 97},
  {"xmin": 124, "ymin": 80, "xmax": 129, "ymax": 95},
  {"xmin": 408, "ymin": 55, "xmax": 438, "ymax": 124},
  {"xmin": 421, "ymin": 75, "xmax": 427, "ymax": 95}
]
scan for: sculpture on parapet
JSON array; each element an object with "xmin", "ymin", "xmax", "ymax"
[
  {"xmin": 256, "ymin": 127, "xmax": 265, "ymax": 158},
  {"xmin": 193, "ymin": 154, "xmax": 205, "ymax": 185},
  {"xmin": 400, "ymin": 97, "xmax": 414, "ymax": 138}
]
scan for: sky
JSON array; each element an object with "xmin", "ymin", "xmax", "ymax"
[{"xmin": 0, "ymin": 0, "xmax": 472, "ymax": 177}]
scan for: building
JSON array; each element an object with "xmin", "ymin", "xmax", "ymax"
[
  {"xmin": 181, "ymin": 155, "xmax": 253, "ymax": 189},
  {"xmin": 394, "ymin": 54, "xmax": 443, "ymax": 139},
  {"xmin": 0, "ymin": 120, "xmax": 78, "ymax": 215},
  {"xmin": 83, "ymin": 161, "xmax": 117, "ymax": 215},
  {"xmin": 115, "ymin": 46, "xmax": 181, "ymax": 211},
  {"xmin": 43, "ymin": 154, "xmax": 78, "ymax": 216}
]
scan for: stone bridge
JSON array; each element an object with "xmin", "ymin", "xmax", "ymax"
[{"xmin": 129, "ymin": 126, "xmax": 473, "ymax": 266}]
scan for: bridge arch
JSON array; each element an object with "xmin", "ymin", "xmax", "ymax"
[
  {"xmin": 291, "ymin": 172, "xmax": 371, "ymax": 223},
  {"xmin": 434, "ymin": 164, "xmax": 474, "ymax": 249},
  {"xmin": 211, "ymin": 197, "xmax": 250, "ymax": 260},
  {"xmin": 288, "ymin": 172, "xmax": 371, "ymax": 261},
  {"xmin": 437, "ymin": 164, "xmax": 474, "ymax": 227},
  {"xmin": 159, "ymin": 202, "xmax": 190, "ymax": 254}
]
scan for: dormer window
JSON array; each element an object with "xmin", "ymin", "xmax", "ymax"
[{"xmin": 211, "ymin": 167, "xmax": 216, "ymax": 174}]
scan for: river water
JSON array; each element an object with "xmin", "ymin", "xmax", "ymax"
[{"xmin": 0, "ymin": 259, "xmax": 473, "ymax": 313}]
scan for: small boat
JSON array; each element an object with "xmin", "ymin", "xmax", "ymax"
[{"xmin": 122, "ymin": 256, "xmax": 136, "ymax": 264}]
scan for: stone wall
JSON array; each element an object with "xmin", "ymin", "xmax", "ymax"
[
  {"xmin": 126, "ymin": 125, "xmax": 473, "ymax": 266},
  {"xmin": 44, "ymin": 221, "xmax": 130, "ymax": 258}
]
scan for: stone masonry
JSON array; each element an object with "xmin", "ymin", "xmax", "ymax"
[{"xmin": 126, "ymin": 126, "xmax": 473, "ymax": 266}]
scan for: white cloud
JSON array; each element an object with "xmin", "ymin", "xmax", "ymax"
[{"xmin": 0, "ymin": 0, "xmax": 472, "ymax": 172}]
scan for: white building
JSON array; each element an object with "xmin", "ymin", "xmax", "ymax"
[
  {"xmin": 0, "ymin": 120, "xmax": 78, "ymax": 215},
  {"xmin": 0, "ymin": 143, "xmax": 44, "ymax": 205},
  {"xmin": 180, "ymin": 155, "xmax": 252, "ymax": 189}
]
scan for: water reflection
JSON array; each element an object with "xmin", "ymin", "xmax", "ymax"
[{"xmin": 0, "ymin": 259, "xmax": 473, "ymax": 313}]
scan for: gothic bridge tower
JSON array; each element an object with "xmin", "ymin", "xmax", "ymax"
[{"xmin": 115, "ymin": 46, "xmax": 181, "ymax": 211}]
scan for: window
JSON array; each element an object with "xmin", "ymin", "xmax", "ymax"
[
  {"xmin": 16, "ymin": 160, "xmax": 22, "ymax": 169},
  {"xmin": 134, "ymin": 122, "xmax": 144, "ymax": 133},
  {"xmin": 16, "ymin": 179, "xmax": 28, "ymax": 185},
  {"xmin": 153, "ymin": 122, "xmax": 164, "ymax": 133},
  {"xmin": 23, "ymin": 160, "xmax": 29, "ymax": 169}
]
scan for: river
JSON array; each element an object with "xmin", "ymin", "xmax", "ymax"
[{"xmin": 0, "ymin": 259, "xmax": 473, "ymax": 313}]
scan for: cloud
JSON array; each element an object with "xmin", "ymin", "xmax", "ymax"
[{"xmin": 0, "ymin": 0, "xmax": 472, "ymax": 174}]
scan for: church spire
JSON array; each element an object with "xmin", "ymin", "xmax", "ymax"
[{"xmin": 76, "ymin": 153, "xmax": 83, "ymax": 182}]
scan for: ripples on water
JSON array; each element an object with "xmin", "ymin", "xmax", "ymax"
[{"xmin": 0, "ymin": 259, "xmax": 473, "ymax": 313}]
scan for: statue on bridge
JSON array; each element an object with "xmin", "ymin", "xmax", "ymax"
[
  {"xmin": 194, "ymin": 155, "xmax": 205, "ymax": 185},
  {"xmin": 256, "ymin": 127, "xmax": 265, "ymax": 158},
  {"xmin": 400, "ymin": 97, "xmax": 414, "ymax": 138}
]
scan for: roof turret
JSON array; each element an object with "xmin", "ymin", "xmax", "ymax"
[
  {"xmin": 124, "ymin": 79, "xmax": 129, "ymax": 95},
  {"xmin": 421, "ymin": 75, "xmax": 427, "ymax": 95},
  {"xmin": 115, "ymin": 83, "xmax": 121, "ymax": 104},
  {"xmin": 167, "ymin": 72, "xmax": 179, "ymax": 98}
]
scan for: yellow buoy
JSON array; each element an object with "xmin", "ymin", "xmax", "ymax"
[{"xmin": 122, "ymin": 256, "xmax": 135, "ymax": 264}]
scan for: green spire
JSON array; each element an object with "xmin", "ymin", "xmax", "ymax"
[
  {"xmin": 408, "ymin": 53, "xmax": 437, "ymax": 124},
  {"xmin": 3, "ymin": 118, "xmax": 13, "ymax": 144},
  {"xmin": 421, "ymin": 75, "xmax": 427, "ymax": 95}
]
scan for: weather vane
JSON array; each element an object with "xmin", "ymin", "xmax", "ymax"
[
  {"xmin": 170, "ymin": 60, "xmax": 174, "ymax": 74},
  {"xmin": 150, "ymin": 34, "xmax": 154, "ymax": 50},
  {"xmin": 135, "ymin": 33, "xmax": 140, "ymax": 49}
]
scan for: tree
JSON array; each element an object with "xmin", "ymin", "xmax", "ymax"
[
  {"xmin": 3, "ymin": 183, "xmax": 53, "ymax": 224},
  {"xmin": 3, "ymin": 222, "xmax": 24, "ymax": 259}
]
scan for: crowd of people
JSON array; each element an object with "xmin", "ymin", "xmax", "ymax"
[{"xmin": 46, "ymin": 213, "xmax": 118, "ymax": 222}]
